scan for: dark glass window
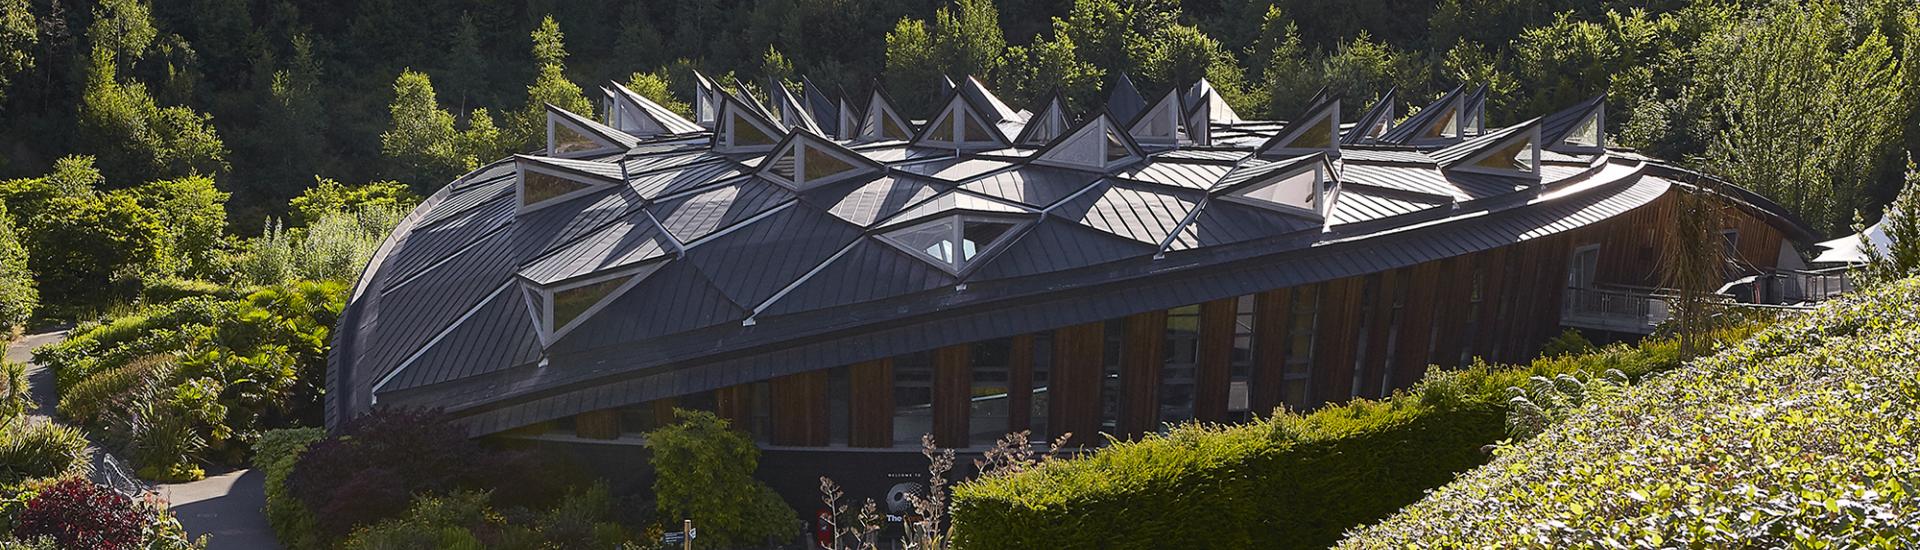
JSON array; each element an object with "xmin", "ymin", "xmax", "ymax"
[
  {"xmin": 970, "ymin": 339, "xmax": 1012, "ymax": 446},
  {"xmin": 1228, "ymin": 295, "xmax": 1256, "ymax": 422},
  {"xmin": 1101, "ymin": 319, "xmax": 1124, "ymax": 434},
  {"xmin": 1031, "ymin": 331, "xmax": 1053, "ymax": 440},
  {"xmin": 1351, "ymin": 275, "xmax": 1380, "ymax": 398},
  {"xmin": 1161, "ymin": 305, "xmax": 1201, "ymax": 425},
  {"xmin": 1284, "ymin": 286, "xmax": 1319, "ymax": 410},
  {"xmin": 893, "ymin": 351, "xmax": 934, "ymax": 446},
  {"xmin": 828, "ymin": 367, "xmax": 849, "ymax": 446}
]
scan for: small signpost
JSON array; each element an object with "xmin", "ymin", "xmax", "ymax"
[{"xmin": 662, "ymin": 519, "xmax": 696, "ymax": 549}]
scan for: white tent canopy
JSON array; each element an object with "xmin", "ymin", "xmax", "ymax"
[{"xmin": 1812, "ymin": 218, "xmax": 1892, "ymax": 264}]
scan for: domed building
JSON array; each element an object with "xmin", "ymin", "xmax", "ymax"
[{"xmin": 328, "ymin": 72, "xmax": 1816, "ymax": 508}]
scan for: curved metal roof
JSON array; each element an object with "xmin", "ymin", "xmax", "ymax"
[{"xmin": 327, "ymin": 79, "xmax": 1807, "ymax": 434}]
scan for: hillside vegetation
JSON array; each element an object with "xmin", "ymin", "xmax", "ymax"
[{"xmin": 1341, "ymin": 279, "xmax": 1920, "ymax": 547}]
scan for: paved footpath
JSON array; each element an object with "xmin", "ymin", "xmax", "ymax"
[{"xmin": 6, "ymin": 330, "xmax": 282, "ymax": 550}]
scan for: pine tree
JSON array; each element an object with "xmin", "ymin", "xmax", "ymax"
[
  {"xmin": 379, "ymin": 69, "xmax": 466, "ymax": 186},
  {"xmin": 883, "ymin": 17, "xmax": 938, "ymax": 117},
  {"xmin": 1860, "ymin": 157, "xmax": 1920, "ymax": 287},
  {"xmin": 511, "ymin": 15, "xmax": 591, "ymax": 151},
  {"xmin": 444, "ymin": 12, "xmax": 486, "ymax": 112},
  {"xmin": 932, "ymin": 0, "xmax": 1005, "ymax": 81},
  {"xmin": 0, "ymin": 0, "xmax": 36, "ymax": 105}
]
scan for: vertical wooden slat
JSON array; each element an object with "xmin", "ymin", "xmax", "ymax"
[
  {"xmin": 1311, "ymin": 277, "xmax": 1364, "ymax": 406},
  {"xmin": 1536, "ymin": 234, "xmax": 1573, "ymax": 351},
  {"xmin": 1007, "ymin": 334, "xmax": 1035, "ymax": 433},
  {"xmin": 1250, "ymin": 288, "xmax": 1292, "ymax": 415},
  {"xmin": 1119, "ymin": 310, "xmax": 1168, "ymax": 438},
  {"xmin": 1359, "ymin": 270, "xmax": 1402, "ymax": 398},
  {"xmin": 771, "ymin": 371, "xmax": 829, "ymax": 446},
  {"xmin": 1393, "ymin": 260, "xmax": 1442, "ymax": 389},
  {"xmin": 1194, "ymin": 298, "xmax": 1236, "ymax": 423},
  {"xmin": 1050, "ymin": 322, "xmax": 1105, "ymax": 446},
  {"xmin": 1473, "ymin": 247, "xmax": 1510, "ymax": 362},
  {"xmin": 649, "ymin": 397, "xmax": 679, "ymax": 429},
  {"xmin": 932, "ymin": 345, "xmax": 971, "ymax": 448},
  {"xmin": 848, "ymin": 359, "xmax": 894, "ymax": 448},
  {"xmin": 714, "ymin": 385, "xmax": 753, "ymax": 429},
  {"xmin": 574, "ymin": 410, "xmax": 620, "ymax": 440}
]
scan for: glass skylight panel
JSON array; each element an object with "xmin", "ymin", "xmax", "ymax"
[
  {"xmin": 1236, "ymin": 168, "xmax": 1320, "ymax": 212},
  {"xmin": 1425, "ymin": 107, "xmax": 1458, "ymax": 138},
  {"xmin": 551, "ymin": 274, "xmax": 635, "ymax": 330},
  {"xmin": 803, "ymin": 145, "xmax": 857, "ymax": 180},
  {"xmin": 887, "ymin": 218, "xmax": 960, "ymax": 265},
  {"xmin": 1290, "ymin": 118, "xmax": 1333, "ymax": 149},
  {"xmin": 880, "ymin": 214, "xmax": 1027, "ymax": 274},
  {"xmin": 1473, "ymin": 137, "xmax": 1535, "ymax": 172},
  {"xmin": 930, "ymin": 110, "xmax": 957, "ymax": 142},
  {"xmin": 553, "ymin": 123, "xmax": 602, "ymax": 155},
  {"xmin": 1105, "ymin": 130, "xmax": 1130, "ymax": 162},
  {"xmin": 767, "ymin": 152, "xmax": 798, "ymax": 180},
  {"xmin": 522, "ymin": 171, "xmax": 596, "ymax": 207},
  {"xmin": 963, "ymin": 111, "xmax": 994, "ymax": 143},
  {"xmin": 882, "ymin": 115, "xmax": 910, "ymax": 140},
  {"xmin": 733, "ymin": 113, "xmax": 777, "ymax": 146},
  {"xmin": 1566, "ymin": 114, "xmax": 1601, "ymax": 148},
  {"xmin": 961, "ymin": 220, "xmax": 1015, "ymax": 261}
]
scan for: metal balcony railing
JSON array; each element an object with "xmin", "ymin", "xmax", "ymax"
[{"xmin": 1561, "ymin": 287, "xmax": 1671, "ymax": 334}]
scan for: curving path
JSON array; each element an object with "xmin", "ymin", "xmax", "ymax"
[{"xmin": 6, "ymin": 330, "xmax": 281, "ymax": 550}]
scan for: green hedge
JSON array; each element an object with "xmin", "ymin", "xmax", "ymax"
[
  {"xmin": 950, "ymin": 326, "xmax": 1760, "ymax": 549},
  {"xmin": 1341, "ymin": 279, "xmax": 1920, "ymax": 547},
  {"xmin": 255, "ymin": 427, "xmax": 325, "ymax": 550}
]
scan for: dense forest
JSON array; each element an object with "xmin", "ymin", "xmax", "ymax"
[{"xmin": 0, "ymin": 0, "xmax": 1914, "ymax": 314}]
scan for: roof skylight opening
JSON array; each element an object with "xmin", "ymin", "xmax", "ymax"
[
  {"xmin": 732, "ymin": 111, "xmax": 777, "ymax": 147},
  {"xmin": 552, "ymin": 274, "xmax": 633, "ymax": 329},
  {"xmin": 931, "ymin": 112, "xmax": 957, "ymax": 141},
  {"xmin": 759, "ymin": 133, "xmax": 882, "ymax": 191},
  {"xmin": 521, "ymin": 170, "xmax": 597, "ymax": 207},
  {"xmin": 803, "ymin": 145, "xmax": 857, "ymax": 179},
  {"xmin": 1227, "ymin": 165, "xmax": 1323, "ymax": 215},
  {"xmin": 552, "ymin": 123, "xmax": 601, "ymax": 155},
  {"xmin": 963, "ymin": 111, "xmax": 994, "ymax": 142},
  {"xmin": 524, "ymin": 260, "xmax": 668, "ymax": 343},
  {"xmin": 1474, "ymin": 137, "xmax": 1534, "ymax": 172},
  {"xmin": 1565, "ymin": 113, "xmax": 1601, "ymax": 148},
  {"xmin": 1106, "ymin": 130, "xmax": 1131, "ymax": 162},
  {"xmin": 1425, "ymin": 106, "xmax": 1459, "ymax": 139},
  {"xmin": 878, "ymin": 214, "xmax": 1027, "ymax": 275}
]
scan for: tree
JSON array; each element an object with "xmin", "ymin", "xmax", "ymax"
[
  {"xmin": 443, "ymin": 13, "xmax": 486, "ymax": 111},
  {"xmin": 648, "ymin": 409, "xmax": 797, "ymax": 549},
  {"xmin": 1441, "ymin": 39, "xmax": 1517, "ymax": 121},
  {"xmin": 883, "ymin": 17, "xmax": 939, "ymax": 116},
  {"xmin": 510, "ymin": 16, "xmax": 592, "ymax": 152},
  {"xmin": 759, "ymin": 45, "xmax": 794, "ymax": 89},
  {"xmin": 1860, "ymin": 158, "xmax": 1920, "ymax": 287},
  {"xmin": 88, "ymin": 0, "xmax": 155, "ymax": 75},
  {"xmin": 932, "ymin": 0, "xmax": 1005, "ymax": 81},
  {"xmin": 458, "ymin": 108, "xmax": 508, "ymax": 167},
  {"xmin": 0, "ymin": 0, "xmax": 35, "ymax": 105},
  {"xmin": 379, "ymin": 70, "xmax": 467, "ymax": 186},
  {"xmin": 1139, "ymin": 25, "xmax": 1242, "ymax": 97},
  {"xmin": 530, "ymin": 14, "xmax": 567, "ymax": 68},
  {"xmin": 23, "ymin": 192, "xmax": 164, "ymax": 308},
  {"xmin": 127, "ymin": 175, "xmax": 227, "ymax": 277},
  {"xmin": 614, "ymin": 3, "xmax": 663, "ymax": 72},
  {"xmin": 288, "ymin": 177, "xmax": 418, "ymax": 227},
  {"xmin": 999, "ymin": 20, "xmax": 1103, "ymax": 112},
  {"xmin": 78, "ymin": 47, "xmax": 229, "ymax": 183},
  {"xmin": 1510, "ymin": 10, "xmax": 1665, "ymax": 124},
  {"xmin": 0, "ymin": 202, "xmax": 36, "ymax": 333},
  {"xmin": 1319, "ymin": 33, "xmax": 1426, "ymax": 117},
  {"xmin": 626, "ymin": 71, "xmax": 692, "ymax": 118},
  {"xmin": 1254, "ymin": 6, "xmax": 1315, "ymax": 118}
]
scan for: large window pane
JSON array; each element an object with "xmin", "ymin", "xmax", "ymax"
[
  {"xmin": 1031, "ymin": 331, "xmax": 1053, "ymax": 440},
  {"xmin": 1228, "ymin": 295, "xmax": 1256, "ymax": 422},
  {"xmin": 1101, "ymin": 319, "xmax": 1124, "ymax": 433},
  {"xmin": 893, "ymin": 351, "xmax": 934, "ymax": 446},
  {"xmin": 1161, "ymin": 305, "xmax": 1200, "ymax": 425},
  {"xmin": 828, "ymin": 367, "xmax": 849, "ymax": 446},
  {"xmin": 969, "ymin": 339, "xmax": 1012, "ymax": 446},
  {"xmin": 1284, "ymin": 286, "xmax": 1319, "ymax": 410}
]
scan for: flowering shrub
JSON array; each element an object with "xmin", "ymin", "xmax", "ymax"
[
  {"xmin": 1340, "ymin": 278, "xmax": 1920, "ymax": 547},
  {"xmin": 10, "ymin": 478, "xmax": 143, "ymax": 550}
]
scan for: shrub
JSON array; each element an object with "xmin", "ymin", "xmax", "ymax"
[
  {"xmin": 0, "ymin": 361, "xmax": 28, "ymax": 422},
  {"xmin": 10, "ymin": 478, "xmax": 144, "ymax": 550},
  {"xmin": 0, "ymin": 421, "xmax": 91, "ymax": 489},
  {"xmin": 0, "ymin": 202, "xmax": 37, "ymax": 334},
  {"xmin": 140, "ymin": 278, "xmax": 241, "ymax": 305},
  {"xmin": 57, "ymin": 355, "xmax": 176, "ymax": 428},
  {"xmin": 948, "ymin": 323, "xmax": 1765, "ymax": 549},
  {"xmin": 648, "ymin": 409, "xmax": 797, "ymax": 549},
  {"xmin": 1341, "ymin": 278, "xmax": 1920, "ymax": 547},
  {"xmin": 254, "ymin": 427, "xmax": 324, "ymax": 550}
]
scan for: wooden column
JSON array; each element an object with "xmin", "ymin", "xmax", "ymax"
[
  {"xmin": 1430, "ymin": 256, "xmax": 1475, "ymax": 368},
  {"xmin": 1049, "ymin": 322, "xmax": 1105, "ymax": 445},
  {"xmin": 714, "ymin": 385, "xmax": 754, "ymax": 430},
  {"xmin": 649, "ymin": 397, "xmax": 679, "ymax": 430},
  {"xmin": 1250, "ymin": 288, "xmax": 1292, "ymax": 415},
  {"xmin": 1393, "ymin": 260, "xmax": 1443, "ymax": 389},
  {"xmin": 574, "ymin": 410, "xmax": 620, "ymax": 440},
  {"xmin": 1312, "ymin": 277, "xmax": 1365, "ymax": 407},
  {"xmin": 1194, "ymin": 298, "xmax": 1236, "ymax": 423},
  {"xmin": 771, "ymin": 371, "xmax": 829, "ymax": 446},
  {"xmin": 848, "ymin": 359, "xmax": 894, "ymax": 448},
  {"xmin": 1359, "ymin": 270, "xmax": 1403, "ymax": 398},
  {"xmin": 1007, "ymin": 335, "xmax": 1035, "ymax": 433},
  {"xmin": 1535, "ymin": 234, "xmax": 1574, "ymax": 354},
  {"xmin": 1119, "ymin": 310, "xmax": 1168, "ymax": 438},
  {"xmin": 1505, "ymin": 240, "xmax": 1548, "ymax": 362},
  {"xmin": 1473, "ymin": 247, "xmax": 1510, "ymax": 362},
  {"xmin": 932, "ymin": 345, "xmax": 971, "ymax": 448}
]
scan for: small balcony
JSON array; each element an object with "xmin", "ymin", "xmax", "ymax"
[{"xmin": 1561, "ymin": 287, "xmax": 1672, "ymax": 335}]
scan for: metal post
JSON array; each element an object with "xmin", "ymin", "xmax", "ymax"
[{"xmin": 684, "ymin": 519, "xmax": 693, "ymax": 550}]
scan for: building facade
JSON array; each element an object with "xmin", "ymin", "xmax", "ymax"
[{"xmin": 328, "ymin": 74, "xmax": 1814, "ymax": 510}]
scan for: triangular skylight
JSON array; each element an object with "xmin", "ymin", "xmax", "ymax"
[
  {"xmin": 1130, "ymin": 90, "xmax": 1186, "ymax": 146},
  {"xmin": 876, "ymin": 213, "xmax": 1031, "ymax": 276},
  {"xmin": 912, "ymin": 93, "xmax": 1008, "ymax": 151},
  {"xmin": 546, "ymin": 104, "xmax": 637, "ymax": 158},
  {"xmin": 1033, "ymin": 114, "xmax": 1143, "ymax": 172},
  {"xmin": 801, "ymin": 77, "xmax": 839, "ymax": 136},
  {"xmin": 1106, "ymin": 73, "xmax": 1146, "ymax": 125},
  {"xmin": 836, "ymin": 94, "xmax": 862, "ymax": 141},
  {"xmin": 1185, "ymin": 78, "xmax": 1242, "ymax": 124},
  {"xmin": 1185, "ymin": 98, "xmax": 1212, "ymax": 146},
  {"xmin": 772, "ymin": 81, "xmax": 824, "ymax": 135},
  {"xmin": 959, "ymin": 75, "xmax": 1021, "ymax": 124},
  {"xmin": 515, "ymin": 155, "xmax": 624, "ymax": 214},
  {"xmin": 1542, "ymin": 97, "xmax": 1606, "ymax": 154},
  {"xmin": 712, "ymin": 93, "xmax": 786, "ymax": 154},
  {"xmin": 1382, "ymin": 86, "xmax": 1466, "ymax": 145},
  {"xmin": 692, "ymin": 71, "xmax": 720, "ymax": 128},
  {"xmin": 758, "ymin": 131, "xmax": 885, "ymax": 191},
  {"xmin": 606, "ymin": 81, "xmax": 704, "ymax": 137},
  {"xmin": 1015, "ymin": 93, "xmax": 1070, "ymax": 147},
  {"xmin": 1257, "ymin": 99, "xmax": 1340, "ymax": 158},
  {"xmin": 1436, "ymin": 121, "xmax": 1543, "ymax": 181},
  {"xmin": 1460, "ymin": 86, "xmax": 1489, "ymax": 136},
  {"xmin": 860, "ymin": 89, "xmax": 914, "ymax": 142},
  {"xmin": 520, "ymin": 260, "xmax": 667, "ymax": 345},
  {"xmin": 1212, "ymin": 155, "xmax": 1334, "ymax": 219},
  {"xmin": 1343, "ymin": 88, "xmax": 1397, "ymax": 145}
]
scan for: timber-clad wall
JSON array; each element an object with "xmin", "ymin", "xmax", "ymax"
[{"xmin": 567, "ymin": 187, "xmax": 1790, "ymax": 448}]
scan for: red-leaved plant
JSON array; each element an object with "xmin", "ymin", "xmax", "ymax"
[{"xmin": 12, "ymin": 477, "xmax": 146, "ymax": 550}]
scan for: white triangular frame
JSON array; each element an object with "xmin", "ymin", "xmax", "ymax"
[
  {"xmin": 837, "ymin": 96, "xmax": 864, "ymax": 141},
  {"xmin": 692, "ymin": 71, "xmax": 720, "ymax": 128},
  {"xmin": 546, "ymin": 105, "xmax": 633, "ymax": 159},
  {"xmin": 771, "ymin": 81, "xmax": 824, "ymax": 135},
  {"xmin": 712, "ymin": 93, "xmax": 787, "ymax": 154},
  {"xmin": 1553, "ymin": 107, "xmax": 1606, "ymax": 154},
  {"xmin": 1214, "ymin": 155, "xmax": 1335, "ymax": 220},
  {"xmin": 1343, "ymin": 89, "xmax": 1397, "ymax": 145},
  {"xmin": 1257, "ymin": 99, "xmax": 1341, "ymax": 158},
  {"xmin": 757, "ymin": 131, "xmax": 886, "ymax": 191},
  {"xmin": 1450, "ymin": 125, "xmax": 1543, "ymax": 181},
  {"xmin": 606, "ymin": 81, "xmax": 703, "ymax": 137},
  {"xmin": 1409, "ymin": 93, "xmax": 1466, "ymax": 144},
  {"xmin": 1032, "ymin": 114, "xmax": 1144, "ymax": 172},
  {"xmin": 1185, "ymin": 98, "xmax": 1212, "ymax": 146},
  {"xmin": 1015, "ymin": 94, "xmax": 1070, "ymax": 147},
  {"xmin": 874, "ymin": 212, "xmax": 1034, "ymax": 277},
  {"xmin": 911, "ymin": 93, "xmax": 1009, "ymax": 151},
  {"xmin": 1129, "ymin": 90, "xmax": 1187, "ymax": 146},
  {"xmin": 515, "ymin": 156, "xmax": 622, "ymax": 215},
  {"xmin": 521, "ymin": 259, "xmax": 668, "ymax": 346},
  {"xmin": 859, "ymin": 89, "xmax": 914, "ymax": 142}
]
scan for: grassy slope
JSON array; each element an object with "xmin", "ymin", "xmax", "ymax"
[{"xmin": 1340, "ymin": 279, "xmax": 1920, "ymax": 548}]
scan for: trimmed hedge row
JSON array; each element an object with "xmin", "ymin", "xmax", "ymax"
[
  {"xmin": 254, "ymin": 428, "xmax": 324, "ymax": 550},
  {"xmin": 949, "ymin": 326, "xmax": 1760, "ymax": 549},
  {"xmin": 1340, "ymin": 279, "xmax": 1920, "ymax": 547}
]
